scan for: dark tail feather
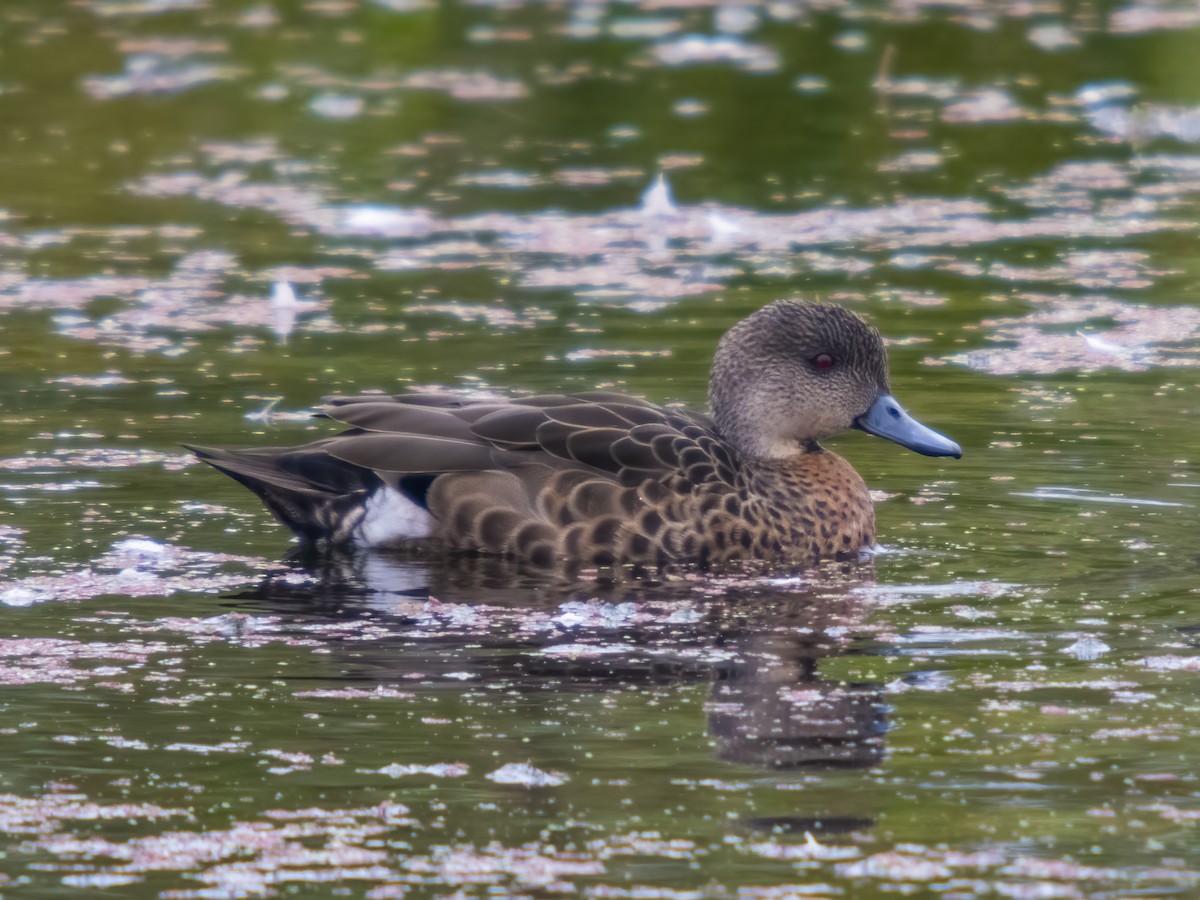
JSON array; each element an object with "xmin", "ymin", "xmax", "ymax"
[{"xmin": 185, "ymin": 444, "xmax": 382, "ymax": 544}]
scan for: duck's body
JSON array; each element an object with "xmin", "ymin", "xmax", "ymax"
[{"xmin": 190, "ymin": 301, "xmax": 959, "ymax": 572}]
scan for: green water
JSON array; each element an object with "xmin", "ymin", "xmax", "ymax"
[{"xmin": 3, "ymin": 0, "xmax": 1200, "ymax": 896}]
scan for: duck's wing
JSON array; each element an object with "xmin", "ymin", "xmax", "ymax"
[
  {"xmin": 319, "ymin": 391, "xmax": 739, "ymax": 491},
  {"xmin": 190, "ymin": 391, "xmax": 742, "ymax": 558}
]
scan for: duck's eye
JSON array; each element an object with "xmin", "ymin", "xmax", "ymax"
[{"xmin": 812, "ymin": 353, "xmax": 835, "ymax": 371}]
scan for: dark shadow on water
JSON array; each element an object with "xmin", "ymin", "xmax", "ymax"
[{"xmin": 225, "ymin": 548, "xmax": 889, "ymax": 782}]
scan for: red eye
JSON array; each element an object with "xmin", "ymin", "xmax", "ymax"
[{"xmin": 813, "ymin": 353, "xmax": 835, "ymax": 370}]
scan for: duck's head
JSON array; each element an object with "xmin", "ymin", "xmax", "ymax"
[{"xmin": 709, "ymin": 299, "xmax": 961, "ymax": 461}]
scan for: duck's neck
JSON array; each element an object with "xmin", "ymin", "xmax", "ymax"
[
  {"xmin": 717, "ymin": 421, "xmax": 823, "ymax": 462},
  {"xmin": 710, "ymin": 388, "xmax": 826, "ymax": 461}
]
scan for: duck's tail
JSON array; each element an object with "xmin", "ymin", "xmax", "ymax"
[{"xmin": 185, "ymin": 443, "xmax": 383, "ymax": 544}]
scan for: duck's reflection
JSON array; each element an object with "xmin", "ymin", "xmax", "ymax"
[
  {"xmin": 708, "ymin": 632, "xmax": 886, "ymax": 769},
  {"xmin": 234, "ymin": 549, "xmax": 889, "ymax": 776}
]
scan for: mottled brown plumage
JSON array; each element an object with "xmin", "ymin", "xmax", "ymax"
[{"xmin": 188, "ymin": 300, "xmax": 960, "ymax": 573}]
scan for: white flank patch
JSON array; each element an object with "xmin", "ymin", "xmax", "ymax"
[{"xmin": 356, "ymin": 486, "xmax": 434, "ymax": 547}]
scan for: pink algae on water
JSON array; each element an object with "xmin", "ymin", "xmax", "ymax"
[
  {"xmin": 372, "ymin": 762, "xmax": 469, "ymax": 778},
  {"xmin": 1, "ymin": 790, "xmax": 186, "ymax": 837},
  {"xmin": 0, "ymin": 539, "xmax": 276, "ymax": 606},
  {"xmin": 28, "ymin": 804, "xmax": 412, "ymax": 895},
  {"xmin": 0, "ymin": 637, "xmax": 176, "ymax": 687},
  {"xmin": 940, "ymin": 298, "xmax": 1200, "ymax": 375}
]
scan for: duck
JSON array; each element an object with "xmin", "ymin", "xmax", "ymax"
[{"xmin": 188, "ymin": 300, "xmax": 960, "ymax": 573}]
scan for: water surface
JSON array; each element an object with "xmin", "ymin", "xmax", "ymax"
[{"xmin": 3, "ymin": 0, "xmax": 1200, "ymax": 896}]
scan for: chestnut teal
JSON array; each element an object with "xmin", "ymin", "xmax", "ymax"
[{"xmin": 188, "ymin": 300, "xmax": 960, "ymax": 572}]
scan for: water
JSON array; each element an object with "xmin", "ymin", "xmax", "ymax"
[{"xmin": 3, "ymin": 0, "xmax": 1200, "ymax": 895}]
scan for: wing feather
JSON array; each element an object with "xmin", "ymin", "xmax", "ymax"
[
  {"xmin": 323, "ymin": 433, "xmax": 494, "ymax": 474},
  {"xmin": 470, "ymin": 405, "xmax": 548, "ymax": 450},
  {"xmin": 321, "ymin": 401, "xmax": 479, "ymax": 440}
]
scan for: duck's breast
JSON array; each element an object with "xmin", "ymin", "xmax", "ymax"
[{"xmin": 747, "ymin": 451, "xmax": 876, "ymax": 564}]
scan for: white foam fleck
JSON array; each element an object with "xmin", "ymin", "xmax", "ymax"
[
  {"xmin": 1, "ymin": 587, "xmax": 40, "ymax": 607},
  {"xmin": 1063, "ymin": 636, "xmax": 1111, "ymax": 661},
  {"xmin": 639, "ymin": 171, "xmax": 676, "ymax": 217},
  {"xmin": 1014, "ymin": 487, "xmax": 1186, "ymax": 508},
  {"xmin": 111, "ymin": 538, "xmax": 169, "ymax": 558},
  {"xmin": 706, "ymin": 210, "xmax": 744, "ymax": 244},
  {"xmin": 487, "ymin": 762, "xmax": 569, "ymax": 787}
]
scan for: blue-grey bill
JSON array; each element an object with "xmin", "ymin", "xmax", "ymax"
[{"xmin": 854, "ymin": 394, "xmax": 962, "ymax": 458}]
